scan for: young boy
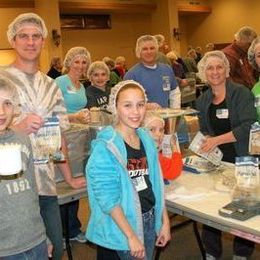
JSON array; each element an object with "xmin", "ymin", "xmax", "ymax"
[
  {"xmin": 86, "ymin": 61, "xmax": 110, "ymax": 110},
  {"xmin": 0, "ymin": 75, "xmax": 48, "ymax": 259}
]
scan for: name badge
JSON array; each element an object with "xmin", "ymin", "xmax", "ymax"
[
  {"xmin": 255, "ymin": 96, "xmax": 260, "ymax": 107},
  {"xmin": 216, "ymin": 109, "xmax": 229, "ymax": 119},
  {"xmin": 67, "ymin": 85, "xmax": 77, "ymax": 94},
  {"xmin": 162, "ymin": 76, "xmax": 171, "ymax": 91},
  {"xmin": 133, "ymin": 176, "xmax": 147, "ymax": 192}
]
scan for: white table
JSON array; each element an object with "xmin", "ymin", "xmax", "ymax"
[{"xmin": 165, "ymin": 169, "xmax": 260, "ymax": 244}]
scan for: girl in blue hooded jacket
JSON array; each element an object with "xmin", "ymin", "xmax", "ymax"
[{"xmin": 85, "ymin": 80, "xmax": 171, "ymax": 260}]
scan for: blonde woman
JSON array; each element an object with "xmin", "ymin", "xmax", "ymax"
[
  {"xmin": 55, "ymin": 47, "xmax": 91, "ymax": 124},
  {"xmin": 196, "ymin": 50, "xmax": 257, "ymax": 260}
]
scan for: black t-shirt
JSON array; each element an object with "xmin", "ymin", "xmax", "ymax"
[
  {"xmin": 209, "ymin": 99, "xmax": 237, "ymax": 163},
  {"xmin": 85, "ymin": 85, "xmax": 109, "ymax": 110},
  {"xmin": 47, "ymin": 67, "xmax": 61, "ymax": 79},
  {"xmin": 125, "ymin": 141, "xmax": 155, "ymax": 213}
]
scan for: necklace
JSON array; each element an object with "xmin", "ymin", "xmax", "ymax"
[
  {"xmin": 116, "ymin": 127, "xmax": 140, "ymax": 149},
  {"xmin": 67, "ymin": 74, "xmax": 81, "ymax": 91}
]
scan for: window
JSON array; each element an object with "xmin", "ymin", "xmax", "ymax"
[{"xmin": 61, "ymin": 14, "xmax": 111, "ymax": 29}]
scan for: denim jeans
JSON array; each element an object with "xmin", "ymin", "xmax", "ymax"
[
  {"xmin": 60, "ymin": 200, "xmax": 81, "ymax": 238},
  {"xmin": 1, "ymin": 240, "xmax": 48, "ymax": 260},
  {"xmin": 117, "ymin": 208, "xmax": 156, "ymax": 260},
  {"xmin": 39, "ymin": 196, "xmax": 63, "ymax": 260}
]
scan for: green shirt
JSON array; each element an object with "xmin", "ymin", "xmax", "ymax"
[{"xmin": 252, "ymin": 80, "xmax": 260, "ymax": 122}]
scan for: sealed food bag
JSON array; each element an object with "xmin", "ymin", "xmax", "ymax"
[
  {"xmin": 232, "ymin": 156, "xmax": 260, "ymax": 205},
  {"xmin": 31, "ymin": 117, "xmax": 63, "ymax": 164},
  {"xmin": 249, "ymin": 122, "xmax": 260, "ymax": 155},
  {"xmin": 189, "ymin": 131, "xmax": 223, "ymax": 166}
]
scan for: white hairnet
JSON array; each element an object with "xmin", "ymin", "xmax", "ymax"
[
  {"xmin": 142, "ymin": 111, "xmax": 165, "ymax": 128},
  {"xmin": 87, "ymin": 61, "xmax": 110, "ymax": 79},
  {"xmin": 7, "ymin": 12, "xmax": 48, "ymax": 44},
  {"xmin": 108, "ymin": 80, "xmax": 147, "ymax": 116},
  {"xmin": 63, "ymin": 47, "xmax": 91, "ymax": 70}
]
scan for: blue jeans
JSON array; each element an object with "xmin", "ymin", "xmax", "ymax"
[
  {"xmin": 1, "ymin": 240, "xmax": 48, "ymax": 260},
  {"xmin": 117, "ymin": 208, "xmax": 156, "ymax": 260},
  {"xmin": 60, "ymin": 200, "xmax": 81, "ymax": 238},
  {"xmin": 39, "ymin": 196, "xmax": 63, "ymax": 260}
]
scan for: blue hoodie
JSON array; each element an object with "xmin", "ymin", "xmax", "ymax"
[{"xmin": 85, "ymin": 126, "xmax": 164, "ymax": 250}]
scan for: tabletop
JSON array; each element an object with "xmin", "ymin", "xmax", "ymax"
[
  {"xmin": 165, "ymin": 167, "xmax": 260, "ymax": 242},
  {"xmin": 56, "ymin": 181, "xmax": 87, "ymax": 205}
]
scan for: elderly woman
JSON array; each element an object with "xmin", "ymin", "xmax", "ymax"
[
  {"xmin": 248, "ymin": 36, "xmax": 260, "ymax": 122},
  {"xmin": 196, "ymin": 50, "xmax": 257, "ymax": 260},
  {"xmin": 55, "ymin": 47, "xmax": 91, "ymax": 124},
  {"xmin": 55, "ymin": 47, "xmax": 91, "ymax": 245}
]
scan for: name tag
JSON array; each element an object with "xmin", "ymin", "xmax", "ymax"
[
  {"xmin": 133, "ymin": 176, "xmax": 147, "ymax": 192},
  {"xmin": 162, "ymin": 76, "xmax": 171, "ymax": 91},
  {"xmin": 216, "ymin": 109, "xmax": 229, "ymax": 119}
]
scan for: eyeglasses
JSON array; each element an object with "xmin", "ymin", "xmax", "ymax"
[{"xmin": 16, "ymin": 33, "xmax": 43, "ymax": 41}]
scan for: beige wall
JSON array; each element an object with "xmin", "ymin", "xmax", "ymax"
[
  {"xmin": 0, "ymin": 8, "xmax": 33, "ymax": 49},
  {"xmin": 179, "ymin": 0, "xmax": 260, "ymax": 55},
  {"xmin": 61, "ymin": 12, "xmax": 152, "ymax": 67}
]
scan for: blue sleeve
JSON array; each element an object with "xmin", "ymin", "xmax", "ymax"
[
  {"xmin": 123, "ymin": 69, "xmax": 136, "ymax": 81},
  {"xmin": 86, "ymin": 141, "xmax": 121, "ymax": 214}
]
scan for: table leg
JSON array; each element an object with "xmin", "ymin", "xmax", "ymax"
[
  {"xmin": 193, "ymin": 221, "xmax": 206, "ymax": 260},
  {"xmin": 64, "ymin": 204, "xmax": 73, "ymax": 260}
]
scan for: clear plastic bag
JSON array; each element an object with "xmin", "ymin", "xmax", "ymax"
[
  {"xmin": 31, "ymin": 117, "xmax": 63, "ymax": 164},
  {"xmin": 232, "ymin": 156, "xmax": 260, "ymax": 205}
]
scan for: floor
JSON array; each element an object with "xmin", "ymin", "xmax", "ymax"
[{"xmin": 61, "ymin": 198, "xmax": 260, "ymax": 260}]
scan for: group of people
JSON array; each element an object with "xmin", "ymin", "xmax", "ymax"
[{"xmin": 0, "ymin": 11, "xmax": 260, "ymax": 260}]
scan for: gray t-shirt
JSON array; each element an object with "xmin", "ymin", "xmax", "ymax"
[{"xmin": 0, "ymin": 130, "xmax": 46, "ymax": 257}]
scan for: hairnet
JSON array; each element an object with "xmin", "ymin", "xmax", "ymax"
[
  {"xmin": 108, "ymin": 80, "xmax": 147, "ymax": 116},
  {"xmin": 197, "ymin": 50, "xmax": 230, "ymax": 82},
  {"xmin": 154, "ymin": 34, "xmax": 165, "ymax": 47},
  {"xmin": 87, "ymin": 61, "xmax": 110, "ymax": 79},
  {"xmin": 63, "ymin": 47, "xmax": 91, "ymax": 70},
  {"xmin": 142, "ymin": 111, "xmax": 165, "ymax": 128},
  {"xmin": 7, "ymin": 12, "xmax": 47, "ymax": 44},
  {"xmin": 248, "ymin": 36, "xmax": 260, "ymax": 70}
]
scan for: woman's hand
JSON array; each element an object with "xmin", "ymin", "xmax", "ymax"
[
  {"xmin": 200, "ymin": 136, "xmax": 219, "ymax": 153},
  {"xmin": 128, "ymin": 234, "xmax": 145, "ymax": 259},
  {"xmin": 75, "ymin": 109, "xmax": 91, "ymax": 124}
]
